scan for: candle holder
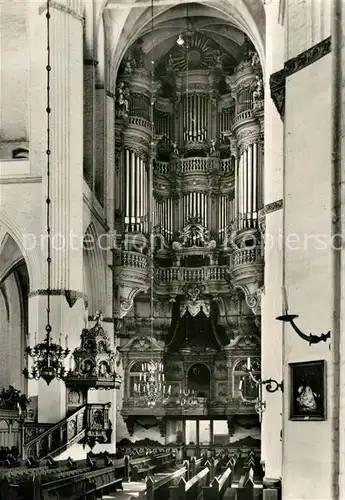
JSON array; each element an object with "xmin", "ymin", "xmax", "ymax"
[
  {"xmin": 245, "ymin": 358, "xmax": 284, "ymax": 393},
  {"xmin": 276, "ymin": 314, "xmax": 331, "ymax": 345}
]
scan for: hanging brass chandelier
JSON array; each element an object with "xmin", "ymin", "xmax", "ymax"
[
  {"xmin": 134, "ymin": 0, "xmax": 171, "ymax": 407},
  {"xmin": 23, "ymin": 0, "xmax": 69, "ymax": 385},
  {"xmin": 176, "ymin": 387, "xmax": 198, "ymax": 408},
  {"xmin": 135, "ymin": 361, "xmax": 171, "ymax": 407}
]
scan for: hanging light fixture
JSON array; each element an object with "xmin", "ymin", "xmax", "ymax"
[
  {"xmin": 176, "ymin": 387, "xmax": 198, "ymax": 408},
  {"xmin": 177, "ymin": 34, "xmax": 185, "ymax": 46},
  {"xmin": 135, "ymin": 361, "xmax": 171, "ymax": 407},
  {"xmin": 238, "ymin": 358, "xmax": 283, "ymax": 422},
  {"xmin": 23, "ymin": 0, "xmax": 69, "ymax": 385},
  {"xmin": 134, "ymin": 0, "xmax": 171, "ymax": 407}
]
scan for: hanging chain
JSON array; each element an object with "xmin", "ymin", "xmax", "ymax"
[
  {"xmin": 46, "ymin": 0, "xmax": 52, "ymax": 346},
  {"xmin": 150, "ymin": 0, "xmax": 155, "ymax": 339}
]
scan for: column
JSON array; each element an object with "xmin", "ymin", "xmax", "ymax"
[
  {"xmin": 28, "ymin": 1, "xmax": 85, "ymax": 422},
  {"xmin": 196, "ymin": 421, "xmax": 200, "ymax": 458},
  {"xmin": 84, "ymin": 59, "xmax": 97, "ymax": 189},
  {"xmin": 106, "ymin": 93, "xmax": 115, "ymax": 230},
  {"xmin": 95, "ymin": 83, "xmax": 105, "ymax": 205},
  {"xmin": 261, "ymin": 0, "xmax": 284, "ymax": 483}
]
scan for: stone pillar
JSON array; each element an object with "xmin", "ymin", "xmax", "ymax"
[
  {"xmin": 106, "ymin": 93, "xmax": 116, "ymax": 230},
  {"xmin": 260, "ymin": 0, "xmax": 284, "ymax": 482},
  {"xmin": 28, "ymin": 0, "xmax": 84, "ymax": 422},
  {"xmin": 84, "ymin": 60, "xmax": 97, "ymax": 190},
  {"xmin": 95, "ymin": 84, "xmax": 106, "ymax": 205}
]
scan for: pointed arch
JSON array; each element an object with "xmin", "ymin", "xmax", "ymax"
[{"xmin": 0, "ymin": 210, "xmax": 41, "ymax": 291}]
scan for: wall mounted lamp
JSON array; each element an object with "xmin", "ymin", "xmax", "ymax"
[
  {"xmin": 276, "ymin": 287, "xmax": 331, "ymax": 345},
  {"xmin": 246, "ymin": 358, "xmax": 284, "ymax": 393},
  {"xmin": 238, "ymin": 358, "xmax": 283, "ymax": 422},
  {"xmin": 238, "ymin": 375, "xmax": 265, "ymax": 422}
]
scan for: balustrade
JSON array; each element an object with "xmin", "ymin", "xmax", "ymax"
[
  {"xmin": 180, "ymin": 157, "xmax": 214, "ymax": 172},
  {"xmin": 155, "ymin": 266, "xmax": 227, "ymax": 283},
  {"xmin": 122, "ymin": 251, "xmax": 148, "ymax": 270},
  {"xmin": 230, "ymin": 247, "xmax": 261, "ymax": 267},
  {"xmin": 24, "ymin": 406, "xmax": 86, "ymax": 460},
  {"xmin": 233, "ymin": 109, "xmax": 253, "ymax": 126},
  {"xmin": 127, "ymin": 115, "xmax": 151, "ymax": 129},
  {"xmin": 154, "ymin": 158, "xmax": 232, "ymax": 175}
]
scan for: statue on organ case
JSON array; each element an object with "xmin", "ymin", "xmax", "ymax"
[
  {"xmin": 171, "ymin": 141, "xmax": 180, "ymax": 158},
  {"xmin": 116, "ymin": 82, "xmax": 129, "ymax": 117},
  {"xmin": 214, "ymin": 50, "xmax": 224, "ymax": 70},
  {"xmin": 209, "ymin": 138, "xmax": 217, "ymax": 156},
  {"xmin": 252, "ymin": 75, "xmax": 264, "ymax": 108}
]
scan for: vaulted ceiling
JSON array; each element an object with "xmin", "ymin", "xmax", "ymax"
[{"xmin": 104, "ymin": 0, "xmax": 265, "ymax": 89}]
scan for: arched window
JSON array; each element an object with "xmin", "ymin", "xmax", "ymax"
[
  {"xmin": 187, "ymin": 363, "xmax": 211, "ymax": 398},
  {"xmin": 233, "ymin": 358, "xmax": 260, "ymax": 400}
]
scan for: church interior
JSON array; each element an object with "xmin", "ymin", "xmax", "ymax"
[{"xmin": 0, "ymin": 0, "xmax": 344, "ymax": 499}]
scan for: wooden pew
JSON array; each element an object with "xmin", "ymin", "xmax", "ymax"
[
  {"xmin": 146, "ymin": 465, "xmax": 187, "ymax": 500},
  {"xmin": 203, "ymin": 467, "xmax": 232, "ymax": 500},
  {"xmin": 190, "ymin": 456, "xmax": 205, "ymax": 477},
  {"xmin": 129, "ymin": 456, "xmax": 156, "ymax": 481},
  {"xmin": 169, "ymin": 466, "xmax": 210, "ymax": 500},
  {"xmin": 204, "ymin": 457, "xmax": 221, "ymax": 482},
  {"xmin": 152, "ymin": 451, "xmax": 176, "ymax": 472},
  {"xmin": 5, "ymin": 463, "xmax": 125, "ymax": 500},
  {"xmin": 0, "ymin": 454, "xmax": 123, "ymax": 500},
  {"xmin": 237, "ymin": 468, "xmax": 255, "ymax": 500}
]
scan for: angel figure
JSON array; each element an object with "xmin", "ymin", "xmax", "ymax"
[
  {"xmin": 252, "ymin": 75, "xmax": 263, "ymax": 107},
  {"xmin": 124, "ymin": 58, "xmax": 134, "ymax": 75},
  {"xmin": 209, "ymin": 138, "xmax": 217, "ymax": 156},
  {"xmin": 214, "ymin": 50, "xmax": 223, "ymax": 70},
  {"xmin": 171, "ymin": 142, "xmax": 179, "ymax": 158}
]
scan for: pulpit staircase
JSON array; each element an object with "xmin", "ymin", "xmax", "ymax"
[{"xmin": 23, "ymin": 405, "xmax": 87, "ymax": 460}]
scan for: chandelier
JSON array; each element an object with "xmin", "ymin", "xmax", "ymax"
[
  {"xmin": 23, "ymin": 0, "xmax": 69, "ymax": 385},
  {"xmin": 176, "ymin": 387, "xmax": 198, "ymax": 408},
  {"xmin": 132, "ymin": 0, "xmax": 171, "ymax": 408},
  {"xmin": 135, "ymin": 361, "xmax": 171, "ymax": 407}
]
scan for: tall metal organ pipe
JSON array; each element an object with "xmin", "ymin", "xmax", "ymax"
[{"xmin": 123, "ymin": 149, "xmax": 149, "ymax": 232}]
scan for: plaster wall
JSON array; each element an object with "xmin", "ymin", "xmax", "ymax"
[
  {"xmin": 283, "ymin": 54, "xmax": 332, "ymax": 500},
  {"xmin": 0, "ymin": 0, "xmax": 29, "ymax": 144},
  {"xmin": 286, "ymin": 0, "xmax": 331, "ymax": 60}
]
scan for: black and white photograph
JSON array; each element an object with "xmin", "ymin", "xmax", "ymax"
[{"xmin": 0, "ymin": 0, "xmax": 344, "ymax": 499}]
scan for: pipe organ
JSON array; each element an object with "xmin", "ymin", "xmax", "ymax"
[
  {"xmin": 183, "ymin": 93, "xmax": 209, "ymax": 143},
  {"xmin": 236, "ymin": 140, "xmax": 259, "ymax": 230},
  {"xmin": 154, "ymin": 110, "xmax": 174, "ymax": 142},
  {"xmin": 124, "ymin": 149, "xmax": 148, "ymax": 233},
  {"xmin": 116, "ymin": 43, "xmax": 264, "ymax": 254}
]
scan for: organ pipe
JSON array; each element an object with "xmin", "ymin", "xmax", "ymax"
[
  {"xmin": 243, "ymin": 149, "xmax": 248, "ymax": 223},
  {"xmin": 248, "ymin": 144, "xmax": 253, "ymax": 220},
  {"xmin": 125, "ymin": 149, "xmax": 130, "ymax": 226},
  {"xmin": 253, "ymin": 142, "xmax": 258, "ymax": 215}
]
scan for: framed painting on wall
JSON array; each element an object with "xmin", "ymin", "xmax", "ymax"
[{"xmin": 289, "ymin": 360, "xmax": 326, "ymax": 421}]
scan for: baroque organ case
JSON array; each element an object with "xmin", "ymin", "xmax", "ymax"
[{"xmin": 113, "ymin": 30, "xmax": 265, "ymax": 442}]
